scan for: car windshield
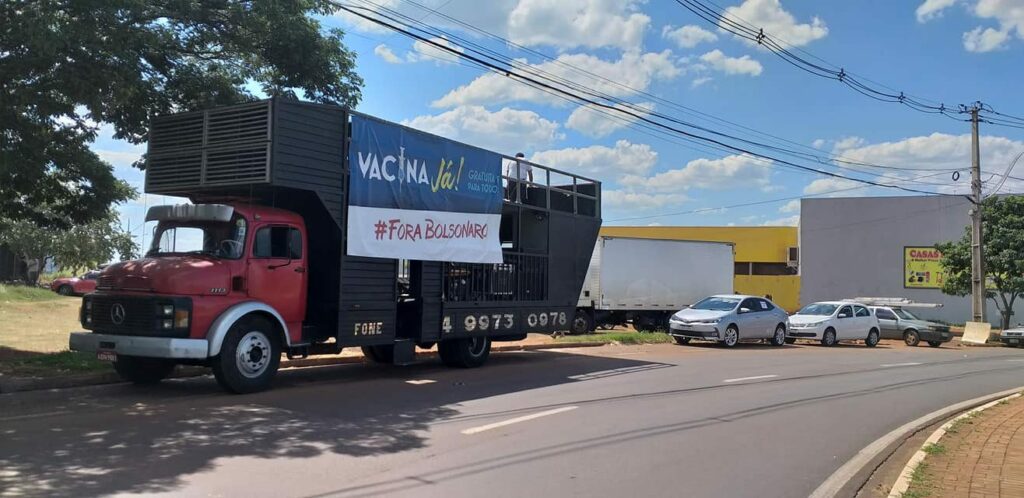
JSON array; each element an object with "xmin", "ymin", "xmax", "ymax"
[
  {"xmin": 796, "ymin": 303, "xmax": 839, "ymax": 316},
  {"xmin": 691, "ymin": 297, "xmax": 740, "ymax": 311},
  {"xmin": 893, "ymin": 308, "xmax": 921, "ymax": 320},
  {"xmin": 147, "ymin": 216, "xmax": 247, "ymax": 259}
]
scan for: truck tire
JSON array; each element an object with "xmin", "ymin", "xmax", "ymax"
[
  {"xmin": 438, "ymin": 337, "xmax": 491, "ymax": 368},
  {"xmin": 212, "ymin": 316, "xmax": 281, "ymax": 394},
  {"xmin": 113, "ymin": 356, "xmax": 176, "ymax": 385},
  {"xmin": 361, "ymin": 345, "xmax": 395, "ymax": 364},
  {"xmin": 571, "ymin": 310, "xmax": 594, "ymax": 335}
]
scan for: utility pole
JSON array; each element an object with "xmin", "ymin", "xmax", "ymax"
[{"xmin": 970, "ymin": 105, "xmax": 986, "ymax": 323}]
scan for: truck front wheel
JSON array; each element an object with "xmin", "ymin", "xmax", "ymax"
[
  {"xmin": 438, "ymin": 337, "xmax": 491, "ymax": 368},
  {"xmin": 113, "ymin": 356, "xmax": 176, "ymax": 385},
  {"xmin": 212, "ymin": 317, "xmax": 281, "ymax": 394}
]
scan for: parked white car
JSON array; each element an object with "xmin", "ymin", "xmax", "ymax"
[
  {"xmin": 787, "ymin": 301, "xmax": 880, "ymax": 347},
  {"xmin": 1000, "ymin": 327, "xmax": 1024, "ymax": 347}
]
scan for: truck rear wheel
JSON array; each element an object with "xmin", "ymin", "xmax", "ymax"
[
  {"xmin": 113, "ymin": 356, "xmax": 176, "ymax": 385},
  {"xmin": 439, "ymin": 337, "xmax": 491, "ymax": 368},
  {"xmin": 571, "ymin": 310, "xmax": 594, "ymax": 335},
  {"xmin": 361, "ymin": 345, "xmax": 395, "ymax": 364},
  {"xmin": 212, "ymin": 317, "xmax": 281, "ymax": 394}
]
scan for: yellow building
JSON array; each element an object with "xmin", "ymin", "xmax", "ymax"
[{"xmin": 599, "ymin": 226, "xmax": 801, "ymax": 312}]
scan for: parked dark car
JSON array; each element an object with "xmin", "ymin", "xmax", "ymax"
[{"xmin": 869, "ymin": 306, "xmax": 952, "ymax": 347}]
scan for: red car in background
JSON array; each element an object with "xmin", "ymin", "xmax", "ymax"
[{"xmin": 50, "ymin": 271, "xmax": 101, "ymax": 296}]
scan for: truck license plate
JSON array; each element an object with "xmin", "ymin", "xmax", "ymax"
[{"xmin": 96, "ymin": 350, "xmax": 117, "ymax": 362}]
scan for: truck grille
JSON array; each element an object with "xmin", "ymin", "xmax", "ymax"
[{"xmin": 84, "ymin": 295, "xmax": 189, "ymax": 338}]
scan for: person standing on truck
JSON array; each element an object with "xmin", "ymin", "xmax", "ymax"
[{"xmin": 505, "ymin": 152, "xmax": 533, "ymax": 202}]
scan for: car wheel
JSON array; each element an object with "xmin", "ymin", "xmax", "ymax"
[
  {"xmin": 904, "ymin": 329, "xmax": 921, "ymax": 347},
  {"xmin": 866, "ymin": 328, "xmax": 880, "ymax": 348},
  {"xmin": 57, "ymin": 285, "xmax": 73, "ymax": 296},
  {"xmin": 785, "ymin": 337, "xmax": 797, "ymax": 344},
  {"xmin": 770, "ymin": 324, "xmax": 787, "ymax": 346},
  {"xmin": 673, "ymin": 336, "xmax": 691, "ymax": 345},
  {"xmin": 821, "ymin": 328, "xmax": 837, "ymax": 347},
  {"xmin": 438, "ymin": 336, "xmax": 491, "ymax": 368},
  {"xmin": 571, "ymin": 310, "xmax": 594, "ymax": 335},
  {"xmin": 212, "ymin": 317, "xmax": 281, "ymax": 394},
  {"xmin": 927, "ymin": 341, "xmax": 943, "ymax": 348},
  {"xmin": 722, "ymin": 325, "xmax": 739, "ymax": 348},
  {"xmin": 113, "ymin": 356, "xmax": 176, "ymax": 385}
]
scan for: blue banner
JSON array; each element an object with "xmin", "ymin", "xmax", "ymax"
[
  {"xmin": 348, "ymin": 115, "xmax": 502, "ymax": 214},
  {"xmin": 346, "ymin": 115, "xmax": 505, "ymax": 264}
]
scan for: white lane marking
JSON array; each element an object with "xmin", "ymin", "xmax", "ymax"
[
  {"xmin": 461, "ymin": 406, "xmax": 578, "ymax": 435},
  {"xmin": 405, "ymin": 379, "xmax": 436, "ymax": 385},
  {"xmin": 722, "ymin": 374, "xmax": 778, "ymax": 383},
  {"xmin": 0, "ymin": 410, "xmax": 73, "ymax": 422},
  {"xmin": 880, "ymin": 362, "xmax": 923, "ymax": 367}
]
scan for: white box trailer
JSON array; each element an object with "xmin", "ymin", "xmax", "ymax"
[{"xmin": 572, "ymin": 236, "xmax": 735, "ymax": 334}]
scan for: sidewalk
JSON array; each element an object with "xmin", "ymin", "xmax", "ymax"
[{"xmin": 903, "ymin": 394, "xmax": 1024, "ymax": 497}]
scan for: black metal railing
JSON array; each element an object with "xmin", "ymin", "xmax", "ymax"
[{"xmin": 443, "ymin": 253, "xmax": 547, "ymax": 302}]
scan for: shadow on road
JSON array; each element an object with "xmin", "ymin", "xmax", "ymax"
[{"xmin": 0, "ymin": 350, "xmax": 670, "ymax": 497}]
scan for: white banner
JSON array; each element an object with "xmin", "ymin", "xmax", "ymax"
[{"xmin": 347, "ymin": 206, "xmax": 503, "ymax": 263}]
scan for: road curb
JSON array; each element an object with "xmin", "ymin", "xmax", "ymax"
[
  {"xmin": 808, "ymin": 385, "xmax": 1024, "ymax": 498},
  {"xmin": 887, "ymin": 391, "xmax": 1023, "ymax": 498},
  {"xmin": 0, "ymin": 341, "xmax": 610, "ymax": 394}
]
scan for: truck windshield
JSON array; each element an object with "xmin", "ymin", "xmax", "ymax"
[
  {"xmin": 796, "ymin": 303, "xmax": 839, "ymax": 316},
  {"xmin": 691, "ymin": 297, "xmax": 740, "ymax": 311},
  {"xmin": 893, "ymin": 309, "xmax": 921, "ymax": 320},
  {"xmin": 148, "ymin": 216, "xmax": 247, "ymax": 259}
]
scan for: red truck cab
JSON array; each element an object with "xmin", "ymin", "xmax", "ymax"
[{"xmin": 71, "ymin": 203, "xmax": 309, "ymax": 392}]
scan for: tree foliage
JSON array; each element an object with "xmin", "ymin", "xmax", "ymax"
[
  {"xmin": 0, "ymin": 211, "xmax": 138, "ymax": 283},
  {"xmin": 937, "ymin": 196, "xmax": 1024, "ymax": 329},
  {"xmin": 1, "ymin": 0, "xmax": 363, "ymax": 228}
]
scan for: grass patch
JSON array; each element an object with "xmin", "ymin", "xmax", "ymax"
[
  {"xmin": 0, "ymin": 350, "xmax": 108, "ymax": 377},
  {"xmin": 901, "ymin": 462, "xmax": 933, "ymax": 498},
  {"xmin": 0, "ymin": 284, "xmax": 61, "ymax": 303},
  {"xmin": 555, "ymin": 331, "xmax": 674, "ymax": 344},
  {"xmin": 922, "ymin": 443, "xmax": 947, "ymax": 456},
  {"xmin": 946, "ymin": 411, "xmax": 980, "ymax": 434}
]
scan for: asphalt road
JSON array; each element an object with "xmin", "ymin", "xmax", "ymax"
[{"xmin": 2, "ymin": 341, "xmax": 1024, "ymax": 498}]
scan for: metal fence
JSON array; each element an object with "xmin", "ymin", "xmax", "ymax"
[{"xmin": 443, "ymin": 253, "xmax": 548, "ymax": 302}]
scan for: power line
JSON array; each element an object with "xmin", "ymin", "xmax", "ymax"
[{"xmin": 335, "ymin": 1, "xmax": 958, "ymax": 196}]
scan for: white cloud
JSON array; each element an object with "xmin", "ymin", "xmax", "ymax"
[
  {"xmin": 811, "ymin": 138, "xmax": 828, "ymax": 149},
  {"xmin": 603, "ymin": 190, "xmax": 688, "ymax": 210},
  {"xmin": 565, "ymin": 102, "xmax": 654, "ymax": 138},
  {"xmin": 691, "ymin": 76, "xmax": 713, "ymax": 88},
  {"xmin": 762, "ymin": 215, "xmax": 800, "ymax": 226},
  {"xmin": 402, "ymin": 106, "xmax": 562, "ymax": 154},
  {"xmin": 832, "ymin": 136, "xmax": 866, "ymax": 153},
  {"xmin": 508, "ymin": 0, "xmax": 651, "ymax": 50},
  {"xmin": 699, "ymin": 50, "xmax": 763, "ymax": 76},
  {"xmin": 374, "ymin": 44, "xmax": 403, "ymax": 64},
  {"xmin": 723, "ymin": 0, "xmax": 829, "ymax": 47},
  {"xmin": 779, "ymin": 199, "xmax": 800, "ymax": 213},
  {"xmin": 916, "ymin": 0, "xmax": 958, "ymax": 22},
  {"xmin": 530, "ymin": 140, "xmax": 657, "ymax": 178},
  {"xmin": 621, "ymin": 153, "xmax": 774, "ymax": 192},
  {"xmin": 408, "ymin": 37, "xmax": 466, "ymax": 64},
  {"xmin": 802, "ymin": 177, "xmax": 862, "ymax": 196},
  {"xmin": 917, "ymin": 0, "xmax": 1024, "ymax": 53},
  {"xmin": 963, "ymin": 25, "xmax": 1011, "ymax": 52},
  {"xmin": 432, "ymin": 51, "xmax": 681, "ymax": 108},
  {"xmin": 662, "ymin": 24, "xmax": 719, "ymax": 48}
]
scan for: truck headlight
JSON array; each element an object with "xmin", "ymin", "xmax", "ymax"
[
  {"xmin": 162, "ymin": 319, "xmax": 174, "ymax": 330},
  {"xmin": 161, "ymin": 304, "xmax": 174, "ymax": 316}
]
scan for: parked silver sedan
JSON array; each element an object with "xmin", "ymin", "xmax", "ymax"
[{"xmin": 668, "ymin": 294, "xmax": 790, "ymax": 347}]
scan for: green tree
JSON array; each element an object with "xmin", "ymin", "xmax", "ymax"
[
  {"xmin": 0, "ymin": 211, "xmax": 138, "ymax": 283},
  {"xmin": 1, "ymin": 0, "xmax": 363, "ymax": 228},
  {"xmin": 937, "ymin": 195, "xmax": 1024, "ymax": 330}
]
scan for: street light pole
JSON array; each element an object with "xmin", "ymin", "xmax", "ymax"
[{"xmin": 970, "ymin": 106, "xmax": 986, "ymax": 323}]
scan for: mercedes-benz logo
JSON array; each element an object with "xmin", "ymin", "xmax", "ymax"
[{"xmin": 110, "ymin": 303, "xmax": 126, "ymax": 325}]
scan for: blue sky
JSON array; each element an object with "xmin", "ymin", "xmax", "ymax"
[{"xmin": 95, "ymin": 0, "xmax": 1024, "ymax": 249}]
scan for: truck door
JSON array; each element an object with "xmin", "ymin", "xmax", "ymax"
[{"xmin": 249, "ymin": 225, "xmax": 307, "ymax": 334}]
